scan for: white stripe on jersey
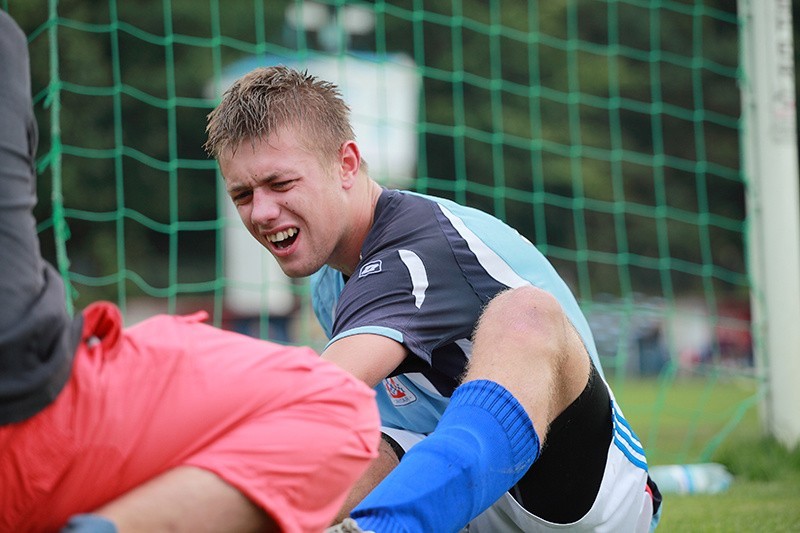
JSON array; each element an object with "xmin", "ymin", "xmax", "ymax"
[
  {"xmin": 437, "ymin": 204, "xmax": 529, "ymax": 289},
  {"xmin": 455, "ymin": 338, "xmax": 473, "ymax": 359},
  {"xmin": 398, "ymin": 249, "xmax": 428, "ymax": 309}
]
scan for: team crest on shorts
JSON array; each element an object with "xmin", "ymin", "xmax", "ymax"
[{"xmin": 383, "ymin": 377, "xmax": 417, "ymax": 406}]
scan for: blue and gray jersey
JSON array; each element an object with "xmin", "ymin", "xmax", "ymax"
[{"xmin": 311, "ymin": 189, "xmax": 603, "ymax": 435}]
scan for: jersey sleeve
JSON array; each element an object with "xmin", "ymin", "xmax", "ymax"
[
  {"xmin": 333, "ymin": 248, "xmax": 481, "ymax": 366},
  {"xmin": 328, "ymin": 202, "xmax": 484, "ymax": 367}
]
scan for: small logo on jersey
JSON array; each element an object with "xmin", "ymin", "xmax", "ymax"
[
  {"xmin": 383, "ymin": 377, "xmax": 417, "ymax": 406},
  {"xmin": 359, "ymin": 259, "xmax": 383, "ymax": 278}
]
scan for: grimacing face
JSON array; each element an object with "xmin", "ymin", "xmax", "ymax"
[{"xmin": 218, "ymin": 129, "xmax": 352, "ymax": 278}]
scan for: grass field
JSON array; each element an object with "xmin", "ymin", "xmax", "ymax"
[{"xmin": 611, "ymin": 375, "xmax": 800, "ymax": 532}]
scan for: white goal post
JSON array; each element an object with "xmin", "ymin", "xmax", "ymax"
[{"xmin": 739, "ymin": 0, "xmax": 800, "ymax": 449}]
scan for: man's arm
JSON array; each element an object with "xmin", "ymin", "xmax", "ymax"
[{"xmin": 320, "ymin": 334, "xmax": 407, "ymax": 388}]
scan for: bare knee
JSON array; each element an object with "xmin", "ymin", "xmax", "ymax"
[
  {"xmin": 467, "ymin": 286, "xmax": 590, "ymax": 426},
  {"xmin": 474, "ymin": 286, "xmax": 567, "ymax": 355},
  {"xmin": 490, "ymin": 285, "xmax": 563, "ymax": 321},
  {"xmin": 94, "ymin": 466, "xmax": 274, "ymax": 533}
]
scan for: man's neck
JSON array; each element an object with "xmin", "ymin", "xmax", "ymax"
[{"xmin": 332, "ymin": 177, "xmax": 383, "ymax": 277}]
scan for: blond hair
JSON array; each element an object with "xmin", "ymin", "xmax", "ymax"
[{"xmin": 205, "ymin": 65, "xmax": 355, "ymax": 161}]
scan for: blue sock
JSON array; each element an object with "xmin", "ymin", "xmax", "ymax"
[
  {"xmin": 351, "ymin": 380, "xmax": 539, "ymax": 532},
  {"xmin": 60, "ymin": 514, "xmax": 118, "ymax": 532}
]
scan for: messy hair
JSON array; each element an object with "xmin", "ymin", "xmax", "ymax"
[{"xmin": 204, "ymin": 65, "xmax": 355, "ymax": 161}]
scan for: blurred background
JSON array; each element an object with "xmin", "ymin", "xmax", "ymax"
[{"xmin": 2, "ymin": 3, "xmax": 799, "ymax": 525}]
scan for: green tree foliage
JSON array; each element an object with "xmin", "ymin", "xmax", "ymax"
[
  {"xmin": 4, "ymin": 0, "xmax": 746, "ymax": 305},
  {"xmin": 6, "ymin": 0, "xmax": 292, "ymax": 305}
]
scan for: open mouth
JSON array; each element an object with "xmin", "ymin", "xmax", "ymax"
[{"xmin": 268, "ymin": 227, "xmax": 299, "ymax": 250}]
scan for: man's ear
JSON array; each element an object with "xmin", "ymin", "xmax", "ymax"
[{"xmin": 339, "ymin": 140, "xmax": 361, "ymax": 189}]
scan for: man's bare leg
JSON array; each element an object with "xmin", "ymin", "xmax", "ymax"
[
  {"xmin": 333, "ymin": 286, "xmax": 592, "ymax": 529},
  {"xmin": 465, "ymin": 285, "xmax": 591, "ymax": 440},
  {"xmin": 333, "ymin": 437, "xmax": 399, "ymax": 524},
  {"xmin": 339, "ymin": 286, "xmax": 591, "ymax": 532},
  {"xmin": 91, "ymin": 466, "xmax": 276, "ymax": 533}
]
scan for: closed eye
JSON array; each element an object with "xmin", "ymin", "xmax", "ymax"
[
  {"xmin": 271, "ymin": 179, "xmax": 296, "ymax": 191},
  {"xmin": 231, "ymin": 190, "xmax": 252, "ymax": 205}
]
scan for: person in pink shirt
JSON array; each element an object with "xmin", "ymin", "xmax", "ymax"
[{"xmin": 0, "ymin": 10, "xmax": 380, "ymax": 533}]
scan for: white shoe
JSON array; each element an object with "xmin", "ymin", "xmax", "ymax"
[{"xmin": 325, "ymin": 518, "xmax": 375, "ymax": 533}]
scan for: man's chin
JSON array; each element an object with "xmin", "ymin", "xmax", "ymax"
[{"xmin": 275, "ymin": 259, "xmax": 318, "ymax": 279}]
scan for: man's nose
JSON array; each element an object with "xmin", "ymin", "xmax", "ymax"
[{"xmin": 250, "ymin": 189, "xmax": 281, "ymax": 224}]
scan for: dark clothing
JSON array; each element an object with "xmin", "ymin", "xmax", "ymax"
[{"xmin": 0, "ymin": 10, "xmax": 83, "ymax": 424}]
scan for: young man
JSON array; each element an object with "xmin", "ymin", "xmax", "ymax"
[
  {"xmin": 206, "ymin": 66, "xmax": 662, "ymax": 532},
  {"xmin": 0, "ymin": 11, "xmax": 380, "ymax": 533}
]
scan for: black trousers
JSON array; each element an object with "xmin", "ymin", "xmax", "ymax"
[{"xmin": 0, "ymin": 10, "xmax": 82, "ymax": 424}]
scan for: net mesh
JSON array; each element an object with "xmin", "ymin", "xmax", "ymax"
[{"xmin": 3, "ymin": 0, "xmax": 761, "ymax": 464}]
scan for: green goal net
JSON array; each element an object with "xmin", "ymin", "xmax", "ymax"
[{"xmin": 4, "ymin": 0, "xmax": 761, "ymax": 465}]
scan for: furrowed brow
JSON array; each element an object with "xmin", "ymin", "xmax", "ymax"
[
  {"xmin": 226, "ymin": 183, "xmax": 251, "ymax": 197},
  {"xmin": 226, "ymin": 173, "xmax": 282, "ymax": 196}
]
